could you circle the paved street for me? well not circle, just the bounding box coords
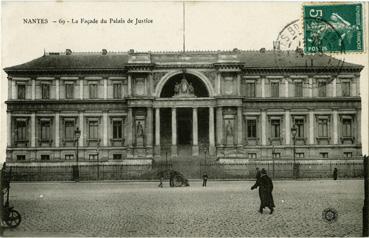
[3,179,364,237]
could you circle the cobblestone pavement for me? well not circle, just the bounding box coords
[3,180,364,237]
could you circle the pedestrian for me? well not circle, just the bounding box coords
[158,172,164,188]
[333,168,338,180]
[169,171,175,187]
[202,172,208,187]
[251,168,275,214]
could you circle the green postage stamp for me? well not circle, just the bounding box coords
[303,3,364,53]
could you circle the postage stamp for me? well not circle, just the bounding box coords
[303,3,364,54]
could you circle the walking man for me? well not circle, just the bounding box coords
[251,168,275,214]
[202,172,208,187]
[333,168,338,180]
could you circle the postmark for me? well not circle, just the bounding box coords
[303,3,364,54]
[322,207,338,223]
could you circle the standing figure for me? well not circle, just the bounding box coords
[333,168,338,180]
[169,171,175,187]
[136,122,144,138]
[251,168,275,214]
[158,172,164,188]
[202,173,208,187]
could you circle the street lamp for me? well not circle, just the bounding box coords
[74,127,81,182]
[291,124,297,179]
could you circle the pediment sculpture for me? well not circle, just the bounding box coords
[173,74,195,98]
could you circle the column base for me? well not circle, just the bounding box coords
[192,145,199,156]
[171,145,177,157]
[154,145,161,158]
[209,145,216,156]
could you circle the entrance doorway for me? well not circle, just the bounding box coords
[177,109,192,145]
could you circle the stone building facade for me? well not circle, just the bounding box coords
[4,49,363,178]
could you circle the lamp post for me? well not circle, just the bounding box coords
[291,124,297,179]
[96,144,100,180]
[74,127,81,182]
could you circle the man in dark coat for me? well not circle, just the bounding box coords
[202,173,208,187]
[251,168,275,214]
[333,168,338,180]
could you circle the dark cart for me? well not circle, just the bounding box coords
[1,164,21,228]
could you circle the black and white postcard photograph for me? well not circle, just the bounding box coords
[0,0,368,237]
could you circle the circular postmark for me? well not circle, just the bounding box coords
[322,207,338,223]
[276,19,303,51]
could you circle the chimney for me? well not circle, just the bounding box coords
[65,49,72,55]
[102,49,107,55]
[259,48,266,53]
[129,49,134,54]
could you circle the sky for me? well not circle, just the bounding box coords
[1,1,368,163]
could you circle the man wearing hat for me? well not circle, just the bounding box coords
[251,168,275,214]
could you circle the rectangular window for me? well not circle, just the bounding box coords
[89,154,98,161]
[320,152,328,158]
[113,83,122,99]
[113,120,123,139]
[15,120,27,141]
[295,119,304,138]
[89,84,98,99]
[342,119,352,137]
[65,83,74,99]
[296,153,304,158]
[16,155,26,161]
[17,84,26,99]
[113,154,122,160]
[318,82,327,97]
[246,82,256,97]
[64,121,75,140]
[295,82,303,97]
[88,120,99,139]
[248,153,257,159]
[65,154,74,160]
[272,153,280,159]
[41,84,50,99]
[40,120,51,141]
[246,120,257,138]
[342,82,350,97]
[41,155,50,161]
[318,118,328,137]
[271,119,280,138]
[344,152,352,158]
[271,82,279,97]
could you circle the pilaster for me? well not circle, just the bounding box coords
[56,78,60,100]
[103,78,108,99]
[155,108,161,156]
[11,80,16,100]
[237,106,243,145]
[261,77,265,98]
[309,110,314,144]
[261,110,267,145]
[285,110,291,145]
[216,107,223,145]
[103,112,108,146]
[31,79,36,100]
[79,79,84,99]
[146,107,153,147]
[333,110,338,144]
[31,113,36,147]
[78,112,84,147]
[209,107,216,156]
[7,112,11,147]
[55,113,60,147]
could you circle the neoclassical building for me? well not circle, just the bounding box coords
[4,49,363,178]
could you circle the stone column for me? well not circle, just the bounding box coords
[55,113,60,147]
[309,110,314,144]
[7,112,11,147]
[146,107,153,147]
[31,79,36,100]
[237,107,243,146]
[192,108,199,156]
[332,78,337,97]
[261,110,267,145]
[128,75,132,97]
[209,107,216,156]
[103,78,108,99]
[31,113,36,147]
[126,108,133,157]
[79,79,84,99]
[216,107,223,145]
[155,108,161,156]
[285,110,291,145]
[333,110,338,144]
[149,74,154,96]
[261,77,265,98]
[285,78,289,97]
[103,112,108,146]
[56,78,60,100]
[171,107,177,157]
[78,112,84,147]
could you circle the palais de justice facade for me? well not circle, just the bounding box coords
[4,49,363,178]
